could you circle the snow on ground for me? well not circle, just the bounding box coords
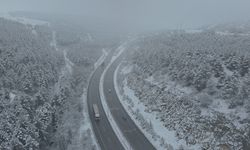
[63,50,74,74]
[80,90,100,150]
[185,29,203,34]
[0,12,49,26]
[94,49,108,69]
[111,42,128,62]
[87,33,93,41]
[54,31,100,149]
[181,28,250,36]
[53,31,74,94]
[145,74,193,96]
[222,64,234,76]
[210,99,249,128]
[9,92,16,103]
[0,12,50,37]
[199,97,250,129]
[216,31,250,36]
[111,37,137,63]
[50,31,59,51]
[99,42,133,150]
[114,64,201,150]
[121,65,133,74]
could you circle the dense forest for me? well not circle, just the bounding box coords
[0,17,105,150]
[119,29,250,149]
[0,18,64,149]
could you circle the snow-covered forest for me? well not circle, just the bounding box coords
[1,9,250,150]
[0,15,111,150]
[117,27,250,149]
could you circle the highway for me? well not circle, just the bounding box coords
[87,48,124,150]
[87,44,156,150]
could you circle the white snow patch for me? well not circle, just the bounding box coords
[31,29,37,36]
[216,31,250,36]
[0,12,49,26]
[54,48,74,93]
[185,29,203,33]
[111,43,128,62]
[212,100,249,121]
[145,75,193,95]
[110,37,136,63]
[121,65,133,74]
[222,64,234,76]
[200,108,215,118]
[211,99,232,114]
[9,92,16,103]
[81,90,100,150]
[87,33,93,41]
[63,50,74,74]
[50,31,59,51]
[200,99,250,128]
[115,65,201,150]
[94,49,108,69]
[216,31,235,36]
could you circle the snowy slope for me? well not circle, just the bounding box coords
[0,12,49,26]
[115,63,201,150]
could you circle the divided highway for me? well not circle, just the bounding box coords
[87,45,156,150]
[87,49,124,150]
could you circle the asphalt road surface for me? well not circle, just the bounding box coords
[87,48,124,150]
[87,46,156,150]
[103,53,156,150]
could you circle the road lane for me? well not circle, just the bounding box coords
[88,44,156,150]
[87,49,124,150]
[103,53,156,150]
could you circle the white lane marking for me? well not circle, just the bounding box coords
[100,42,134,150]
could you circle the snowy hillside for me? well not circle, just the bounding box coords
[0,12,49,26]
[117,29,250,149]
[0,16,105,150]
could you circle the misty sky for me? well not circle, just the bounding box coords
[1,0,250,30]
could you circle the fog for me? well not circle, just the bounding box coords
[1,0,250,31]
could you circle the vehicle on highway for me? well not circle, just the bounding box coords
[108,89,111,93]
[93,104,100,120]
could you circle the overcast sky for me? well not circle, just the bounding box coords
[1,0,250,30]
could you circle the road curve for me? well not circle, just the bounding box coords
[103,53,156,150]
[87,48,124,150]
[88,44,156,150]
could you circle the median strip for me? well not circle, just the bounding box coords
[99,43,133,150]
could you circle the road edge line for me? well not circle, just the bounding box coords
[99,44,133,150]
[86,51,109,150]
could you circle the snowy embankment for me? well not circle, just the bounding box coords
[82,46,113,150]
[51,31,59,51]
[114,63,201,150]
[99,42,133,150]
[79,90,100,150]
[0,12,50,36]
[52,31,99,149]
[94,49,108,69]
[0,12,49,26]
